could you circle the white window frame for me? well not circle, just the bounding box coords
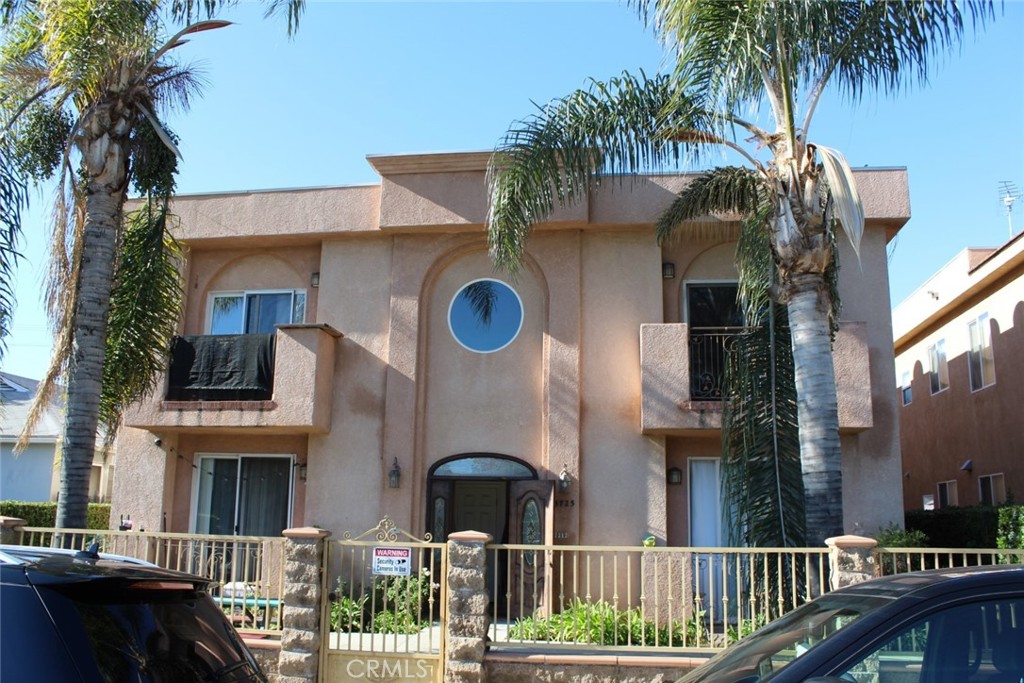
[206,289,306,335]
[978,473,1006,507]
[927,339,949,395]
[190,452,296,535]
[937,480,958,508]
[968,313,996,391]
[900,370,912,406]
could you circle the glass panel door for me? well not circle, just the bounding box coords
[195,455,292,536]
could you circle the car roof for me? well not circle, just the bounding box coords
[833,563,1024,600]
[0,544,209,588]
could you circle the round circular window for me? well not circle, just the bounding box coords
[448,279,523,353]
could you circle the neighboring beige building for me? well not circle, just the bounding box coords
[116,152,909,551]
[894,231,1024,511]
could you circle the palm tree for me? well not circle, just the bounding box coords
[486,1,991,546]
[1,0,303,529]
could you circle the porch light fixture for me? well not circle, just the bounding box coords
[960,459,973,473]
[558,465,572,493]
[311,272,320,288]
[388,458,402,489]
[662,262,676,279]
[667,467,683,485]
[298,464,308,481]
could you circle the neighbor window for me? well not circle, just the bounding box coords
[900,371,912,406]
[968,313,995,391]
[928,339,948,394]
[208,290,306,335]
[937,480,958,508]
[979,473,1006,506]
[922,494,935,511]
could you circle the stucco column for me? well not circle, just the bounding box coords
[278,527,331,683]
[0,517,25,545]
[825,534,879,590]
[446,530,492,683]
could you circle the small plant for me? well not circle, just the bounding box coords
[370,570,438,635]
[873,523,928,548]
[329,579,368,633]
[726,613,770,644]
[508,599,706,647]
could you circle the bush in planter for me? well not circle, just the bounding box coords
[997,505,1024,562]
[0,501,110,529]
[509,598,706,646]
[905,507,998,548]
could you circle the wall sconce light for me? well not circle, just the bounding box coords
[298,463,308,481]
[662,262,676,279]
[667,467,683,485]
[311,272,320,288]
[960,459,973,473]
[388,458,402,489]
[558,465,572,493]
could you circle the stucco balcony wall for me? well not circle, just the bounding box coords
[640,321,872,435]
[124,324,341,433]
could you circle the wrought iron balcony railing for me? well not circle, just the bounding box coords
[688,326,744,401]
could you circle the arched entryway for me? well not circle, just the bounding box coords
[427,454,553,616]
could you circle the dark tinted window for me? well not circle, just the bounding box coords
[48,581,264,682]
[1,582,84,681]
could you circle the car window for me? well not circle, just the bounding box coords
[46,580,265,682]
[835,598,1024,683]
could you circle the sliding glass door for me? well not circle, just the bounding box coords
[195,455,293,537]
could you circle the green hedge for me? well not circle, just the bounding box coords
[905,506,999,548]
[997,506,1024,550]
[0,502,111,529]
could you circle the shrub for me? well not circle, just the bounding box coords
[329,580,369,633]
[0,501,111,529]
[328,571,438,635]
[997,506,1024,562]
[509,599,705,647]
[905,507,998,548]
[873,523,928,548]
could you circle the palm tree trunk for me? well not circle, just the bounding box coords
[786,273,843,546]
[55,108,129,530]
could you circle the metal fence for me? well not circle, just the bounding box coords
[486,543,830,652]
[874,546,1024,576]
[17,527,286,634]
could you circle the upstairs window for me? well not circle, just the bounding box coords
[927,339,948,394]
[208,290,306,335]
[979,473,1006,506]
[900,371,912,406]
[937,480,958,508]
[968,313,995,391]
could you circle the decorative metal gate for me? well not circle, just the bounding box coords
[321,518,447,683]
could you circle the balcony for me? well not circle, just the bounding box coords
[125,324,342,434]
[640,322,873,435]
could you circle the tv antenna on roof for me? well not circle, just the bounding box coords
[1000,181,1022,237]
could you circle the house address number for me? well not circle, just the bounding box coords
[555,499,575,508]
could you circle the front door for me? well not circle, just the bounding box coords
[507,480,554,618]
[453,480,507,600]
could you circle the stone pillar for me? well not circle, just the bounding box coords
[446,530,492,683]
[0,517,25,545]
[825,534,879,590]
[278,527,331,683]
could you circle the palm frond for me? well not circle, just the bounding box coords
[98,200,184,442]
[487,70,713,271]
[461,280,498,327]
[0,134,26,365]
[816,144,863,259]
[655,166,768,243]
[721,305,805,549]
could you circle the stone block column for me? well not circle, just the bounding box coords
[826,534,879,590]
[278,527,331,683]
[0,517,26,545]
[446,530,492,683]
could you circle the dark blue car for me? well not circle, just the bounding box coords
[680,564,1024,683]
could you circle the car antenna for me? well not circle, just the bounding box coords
[75,542,101,560]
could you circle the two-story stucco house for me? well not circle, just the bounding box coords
[115,151,909,553]
[894,231,1024,511]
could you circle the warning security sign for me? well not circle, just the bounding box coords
[371,546,412,576]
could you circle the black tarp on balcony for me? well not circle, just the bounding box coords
[167,334,275,401]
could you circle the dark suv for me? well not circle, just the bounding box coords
[1,544,267,682]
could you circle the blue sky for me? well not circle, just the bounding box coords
[5,0,1023,380]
